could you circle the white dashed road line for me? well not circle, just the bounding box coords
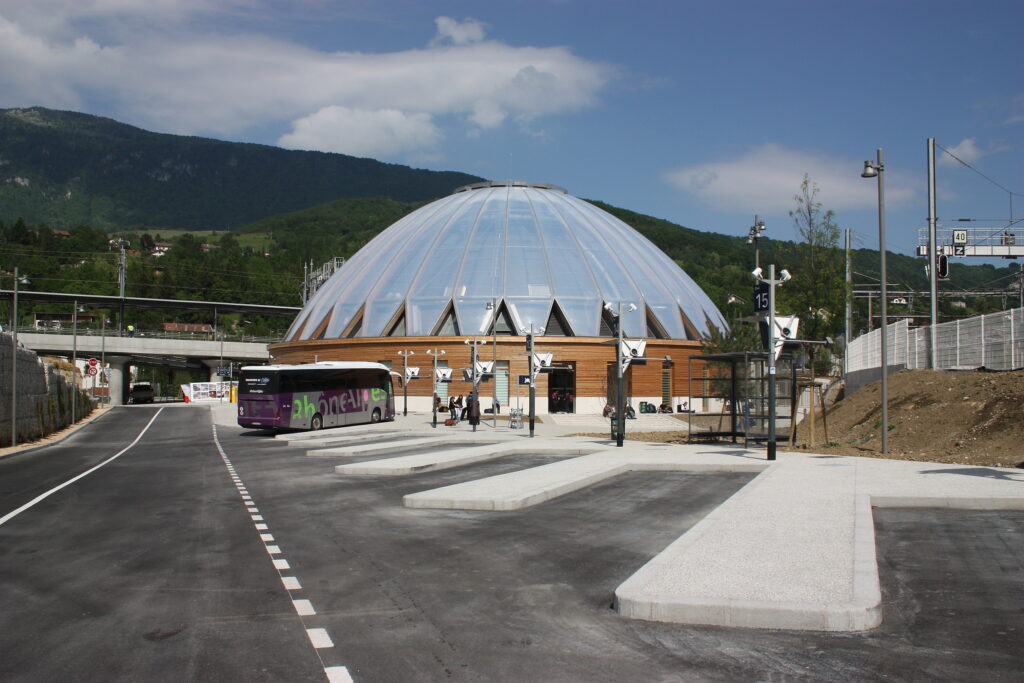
[212,424,352,682]
[0,408,165,527]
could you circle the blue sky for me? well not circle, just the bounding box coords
[1,0,1021,260]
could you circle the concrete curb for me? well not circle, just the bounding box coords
[614,475,882,632]
[336,445,601,476]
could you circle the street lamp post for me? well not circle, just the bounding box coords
[426,348,445,428]
[9,267,29,447]
[464,337,487,433]
[397,350,414,417]
[861,149,889,455]
[747,215,767,270]
[487,299,498,427]
[606,301,637,448]
[72,300,79,425]
[753,265,791,461]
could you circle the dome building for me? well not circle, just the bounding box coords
[269,181,726,414]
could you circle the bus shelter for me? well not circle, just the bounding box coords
[686,351,797,445]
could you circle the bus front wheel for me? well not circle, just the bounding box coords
[310,413,323,431]
[371,408,381,424]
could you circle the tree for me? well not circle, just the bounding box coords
[784,175,845,374]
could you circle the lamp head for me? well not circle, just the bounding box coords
[779,269,792,283]
[860,161,878,178]
[603,302,614,313]
[626,303,637,313]
[751,266,763,280]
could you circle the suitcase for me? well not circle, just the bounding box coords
[444,418,456,426]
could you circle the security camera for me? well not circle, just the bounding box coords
[603,302,614,312]
[627,303,637,313]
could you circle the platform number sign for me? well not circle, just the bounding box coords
[753,282,770,313]
[952,230,968,245]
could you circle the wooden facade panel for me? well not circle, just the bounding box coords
[267,336,705,402]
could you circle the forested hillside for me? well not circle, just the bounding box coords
[4,194,1020,341]
[0,107,481,231]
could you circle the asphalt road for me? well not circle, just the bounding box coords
[1,406,1021,682]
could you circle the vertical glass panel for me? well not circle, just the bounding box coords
[555,297,601,336]
[407,190,492,334]
[453,191,507,303]
[528,193,599,300]
[505,190,550,299]
[454,296,494,336]
[570,201,686,339]
[505,299,552,335]
[358,196,464,336]
[547,194,645,337]
[407,298,450,336]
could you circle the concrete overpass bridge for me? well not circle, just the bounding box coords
[18,331,271,405]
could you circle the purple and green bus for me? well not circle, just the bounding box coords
[237,362,396,431]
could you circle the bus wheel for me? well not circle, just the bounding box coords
[310,413,323,431]
[371,408,381,423]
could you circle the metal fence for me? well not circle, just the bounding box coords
[848,307,1024,374]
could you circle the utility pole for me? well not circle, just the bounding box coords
[465,338,487,433]
[844,228,852,380]
[71,300,78,425]
[753,266,791,461]
[426,348,445,428]
[927,138,939,369]
[397,350,414,416]
[525,326,538,438]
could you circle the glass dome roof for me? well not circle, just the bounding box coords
[286,181,726,341]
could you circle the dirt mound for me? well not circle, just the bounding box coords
[788,369,1024,468]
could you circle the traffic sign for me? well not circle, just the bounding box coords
[953,245,966,257]
[88,357,98,367]
[953,230,968,245]
[753,282,770,313]
[85,366,98,376]
[518,375,531,385]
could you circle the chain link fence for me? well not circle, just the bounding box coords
[847,308,1024,390]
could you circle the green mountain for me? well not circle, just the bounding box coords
[0,107,483,231]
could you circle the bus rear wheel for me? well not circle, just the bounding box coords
[310,413,323,431]
[371,408,381,423]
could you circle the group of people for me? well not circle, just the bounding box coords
[549,389,574,413]
[602,403,637,420]
[433,394,482,425]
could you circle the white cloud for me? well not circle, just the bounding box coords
[0,4,614,158]
[278,106,441,158]
[938,137,984,166]
[664,144,915,214]
[431,16,486,47]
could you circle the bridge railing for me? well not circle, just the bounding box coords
[5,324,286,345]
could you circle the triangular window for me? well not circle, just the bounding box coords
[310,310,333,341]
[599,308,618,337]
[645,307,668,340]
[433,302,461,336]
[545,302,573,336]
[485,302,517,336]
[385,308,407,337]
[342,306,364,338]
